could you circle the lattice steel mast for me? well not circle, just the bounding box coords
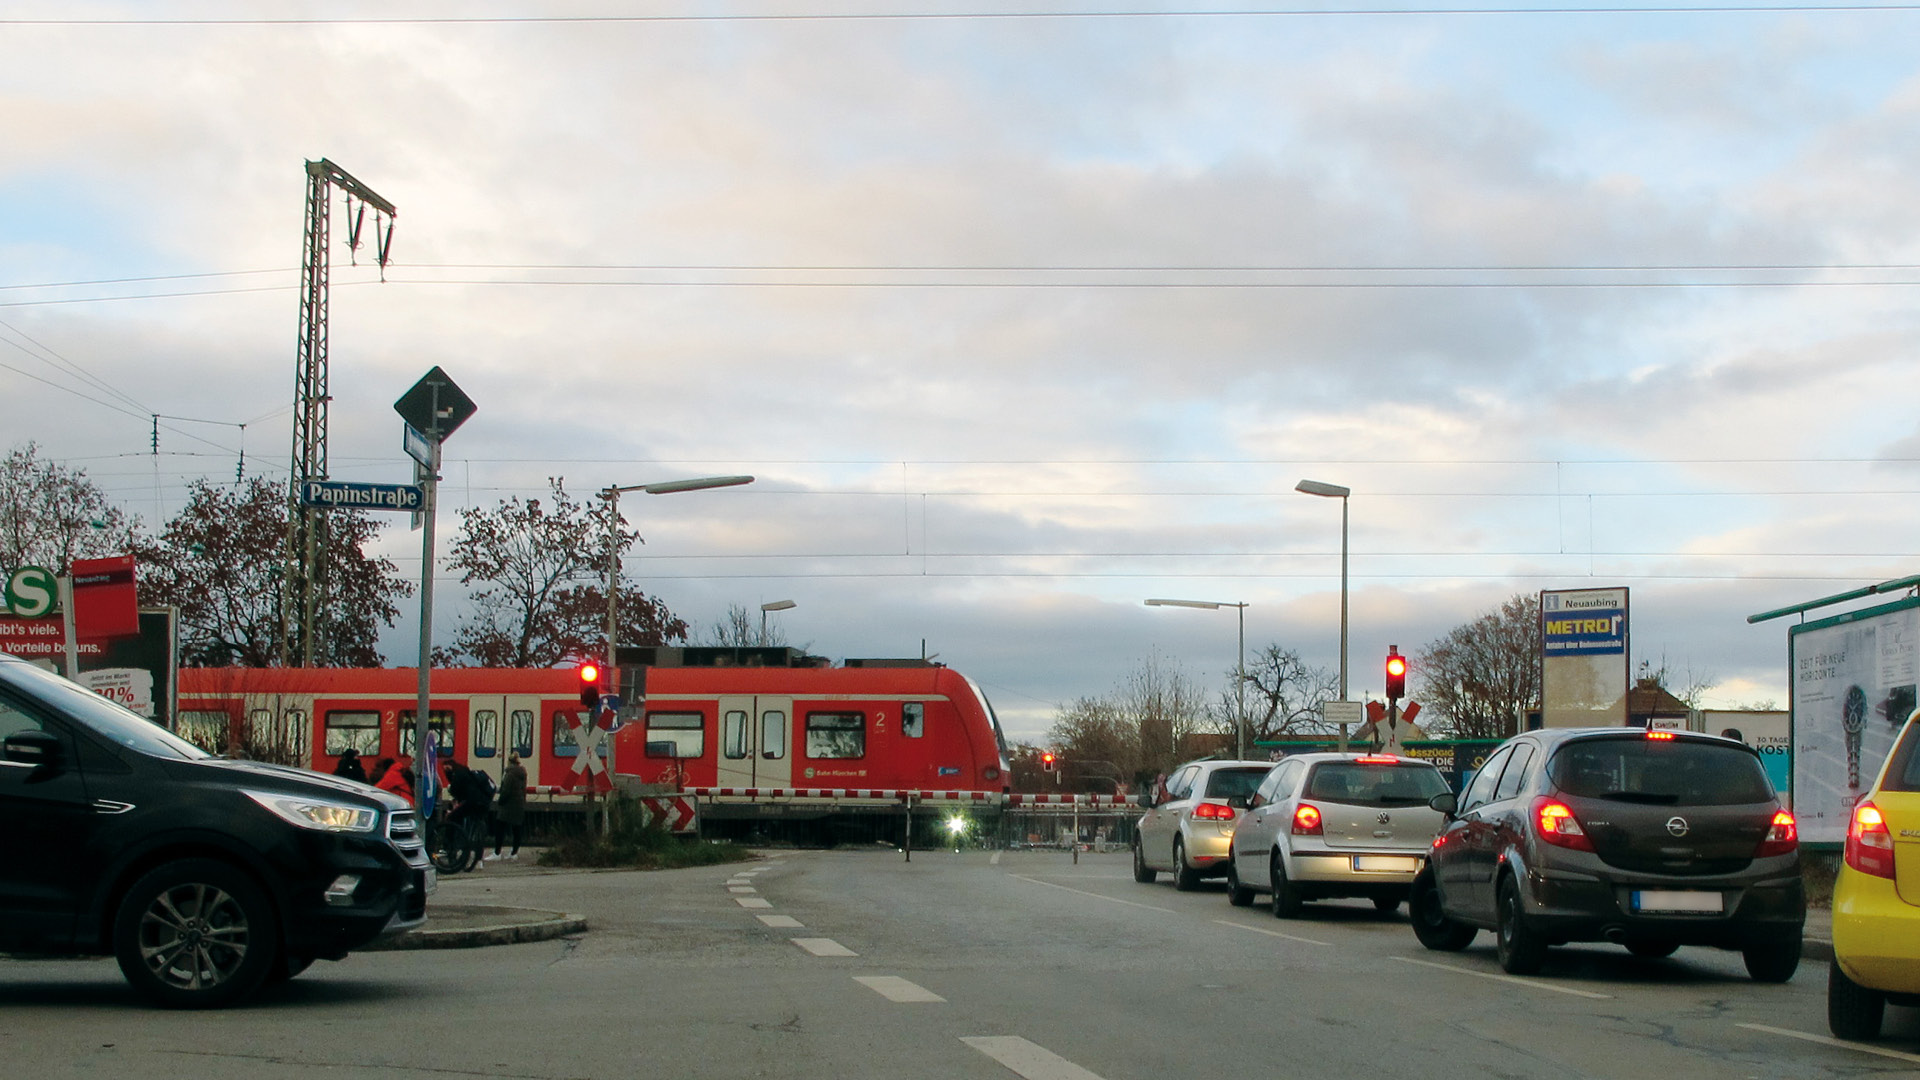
[280,159,396,666]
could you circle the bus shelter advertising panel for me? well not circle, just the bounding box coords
[1789,595,1919,846]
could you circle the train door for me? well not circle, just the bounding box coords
[716,695,794,789]
[467,695,540,786]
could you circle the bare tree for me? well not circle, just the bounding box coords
[1416,593,1542,739]
[1638,655,1718,709]
[1234,644,1340,742]
[697,603,790,648]
[0,442,137,577]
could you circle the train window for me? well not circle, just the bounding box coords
[283,710,309,761]
[176,710,231,754]
[511,710,535,757]
[645,712,704,759]
[723,710,749,759]
[805,712,865,759]
[398,711,457,757]
[552,710,585,757]
[324,710,381,756]
[473,709,499,758]
[761,710,786,759]
[902,703,924,738]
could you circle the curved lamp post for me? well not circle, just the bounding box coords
[1145,598,1249,760]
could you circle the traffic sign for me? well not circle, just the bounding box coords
[2,565,56,618]
[393,366,476,441]
[298,480,425,511]
[402,422,434,467]
[1322,700,1365,728]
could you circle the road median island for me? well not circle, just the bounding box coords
[363,904,587,950]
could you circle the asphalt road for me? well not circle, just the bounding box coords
[4,848,1918,1080]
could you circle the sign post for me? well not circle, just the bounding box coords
[1540,587,1630,728]
[395,367,476,809]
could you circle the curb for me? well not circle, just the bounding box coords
[363,905,588,951]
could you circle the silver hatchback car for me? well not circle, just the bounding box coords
[1227,752,1452,916]
[1133,759,1272,890]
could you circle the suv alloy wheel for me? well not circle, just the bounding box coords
[113,858,280,1009]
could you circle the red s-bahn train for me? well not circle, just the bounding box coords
[175,648,1012,837]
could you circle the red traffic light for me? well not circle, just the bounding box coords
[579,663,599,684]
[1385,649,1407,700]
[579,663,602,707]
[1040,751,1057,772]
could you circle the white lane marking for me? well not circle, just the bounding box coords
[1008,875,1177,914]
[728,877,753,884]
[792,937,857,957]
[1389,956,1613,1000]
[735,897,773,909]
[756,914,803,928]
[990,851,1002,866]
[1739,1023,1920,1065]
[1210,919,1331,947]
[729,886,757,894]
[854,975,946,1003]
[962,1036,1109,1080]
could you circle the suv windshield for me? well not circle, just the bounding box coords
[1549,737,1772,806]
[1305,762,1449,807]
[1205,767,1270,801]
[1,659,209,761]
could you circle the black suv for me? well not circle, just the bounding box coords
[1410,727,1804,981]
[0,655,430,1007]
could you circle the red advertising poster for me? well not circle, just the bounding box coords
[0,609,177,728]
[71,555,139,638]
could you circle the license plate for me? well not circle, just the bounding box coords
[424,867,438,895]
[1632,889,1720,914]
[1353,856,1419,873]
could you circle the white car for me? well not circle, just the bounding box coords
[1227,752,1452,916]
[1133,759,1272,890]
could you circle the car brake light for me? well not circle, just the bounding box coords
[1532,796,1594,852]
[1755,809,1797,858]
[1292,803,1323,836]
[1191,802,1235,820]
[1646,730,1676,740]
[1354,755,1398,764]
[1846,802,1896,879]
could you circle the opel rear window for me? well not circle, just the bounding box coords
[1550,737,1773,805]
[1304,762,1450,806]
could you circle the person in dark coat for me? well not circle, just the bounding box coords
[331,747,368,783]
[490,754,529,860]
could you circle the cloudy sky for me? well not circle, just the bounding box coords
[5,1,1919,743]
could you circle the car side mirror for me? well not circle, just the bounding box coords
[3,730,64,774]
[1428,790,1458,817]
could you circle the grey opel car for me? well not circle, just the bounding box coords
[1410,727,1804,981]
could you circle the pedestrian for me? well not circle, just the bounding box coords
[332,747,368,783]
[491,753,528,860]
[444,760,496,867]
[370,756,413,803]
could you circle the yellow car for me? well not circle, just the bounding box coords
[1829,706,1920,1040]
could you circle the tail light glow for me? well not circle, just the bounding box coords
[1846,802,1896,879]
[1532,797,1594,851]
[1292,803,1324,836]
[1755,809,1798,857]
[1191,801,1236,821]
[1646,730,1676,741]
[1354,755,1399,764]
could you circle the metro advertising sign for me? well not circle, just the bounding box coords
[1542,588,1627,656]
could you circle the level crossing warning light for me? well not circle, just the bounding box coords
[1385,647,1407,701]
[579,662,602,708]
[1040,751,1057,772]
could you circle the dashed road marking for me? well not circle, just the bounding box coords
[729,886,757,894]
[1739,1023,1920,1065]
[735,897,773,909]
[854,975,945,1002]
[756,914,803,928]
[1210,919,1331,947]
[962,1036,1108,1080]
[990,851,1002,866]
[1008,875,1177,914]
[792,937,857,957]
[1390,956,1613,999]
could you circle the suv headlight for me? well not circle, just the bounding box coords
[245,790,381,834]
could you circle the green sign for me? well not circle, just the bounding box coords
[3,565,56,618]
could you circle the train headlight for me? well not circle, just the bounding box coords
[945,815,968,836]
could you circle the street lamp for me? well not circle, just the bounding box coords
[602,475,755,675]
[1145,598,1249,760]
[1294,479,1351,703]
[760,599,796,644]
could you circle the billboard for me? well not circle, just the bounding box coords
[1541,587,1630,728]
[1789,595,1919,846]
[0,608,179,730]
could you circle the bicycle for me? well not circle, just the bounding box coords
[430,812,487,874]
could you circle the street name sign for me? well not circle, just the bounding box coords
[299,480,425,511]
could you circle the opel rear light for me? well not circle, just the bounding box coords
[1292,803,1324,836]
[1532,796,1595,852]
[1755,809,1798,858]
[1191,802,1236,821]
[1846,802,1896,879]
